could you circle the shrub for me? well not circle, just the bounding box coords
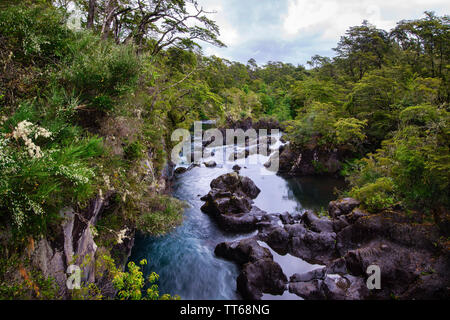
[124,140,145,161]
[0,4,73,65]
[61,33,141,111]
[350,177,396,212]
[0,115,102,234]
[136,195,186,236]
[112,259,179,300]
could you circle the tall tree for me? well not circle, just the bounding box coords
[334,20,391,80]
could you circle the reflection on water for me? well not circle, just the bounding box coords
[129,134,346,300]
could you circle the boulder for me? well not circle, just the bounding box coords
[215,239,272,265]
[204,161,217,168]
[290,267,327,283]
[209,172,260,199]
[302,210,334,233]
[237,259,287,300]
[289,280,325,300]
[328,198,361,218]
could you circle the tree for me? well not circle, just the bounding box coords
[334,20,391,80]
[77,0,226,54]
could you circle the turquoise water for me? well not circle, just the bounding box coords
[128,138,345,300]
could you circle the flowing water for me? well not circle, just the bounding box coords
[129,133,346,300]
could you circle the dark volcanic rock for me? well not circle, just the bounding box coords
[237,259,288,300]
[209,172,260,199]
[232,164,241,172]
[290,267,327,283]
[216,238,288,300]
[201,173,264,232]
[302,210,334,233]
[203,161,217,168]
[215,239,272,265]
[278,145,343,177]
[328,198,361,218]
[174,167,188,175]
[289,280,325,300]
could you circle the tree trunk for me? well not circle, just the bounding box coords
[87,0,96,29]
[101,0,117,40]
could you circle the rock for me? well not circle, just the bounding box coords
[280,212,294,225]
[174,163,200,175]
[328,198,361,218]
[204,161,217,168]
[289,230,337,263]
[201,191,253,216]
[278,145,344,177]
[209,172,260,199]
[174,167,187,175]
[277,145,298,175]
[31,239,66,297]
[321,274,369,300]
[240,176,261,199]
[215,239,273,265]
[290,267,327,282]
[263,227,290,255]
[289,280,325,300]
[332,215,350,233]
[237,259,287,300]
[326,258,348,274]
[201,173,265,232]
[302,210,334,233]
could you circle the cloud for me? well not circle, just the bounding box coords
[197,0,450,66]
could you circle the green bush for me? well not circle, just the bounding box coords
[136,195,186,236]
[124,140,146,161]
[61,33,141,111]
[350,177,396,212]
[0,4,73,64]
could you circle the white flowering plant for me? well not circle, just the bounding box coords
[0,117,103,233]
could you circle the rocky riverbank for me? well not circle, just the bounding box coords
[204,173,450,300]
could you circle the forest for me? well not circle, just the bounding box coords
[0,0,448,300]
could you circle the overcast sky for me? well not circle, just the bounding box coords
[196,0,449,66]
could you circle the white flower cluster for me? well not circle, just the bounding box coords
[0,134,14,169]
[57,164,93,186]
[116,228,129,244]
[12,120,52,159]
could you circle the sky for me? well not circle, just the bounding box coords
[196,0,450,66]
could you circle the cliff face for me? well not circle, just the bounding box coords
[278,144,346,177]
[29,154,172,299]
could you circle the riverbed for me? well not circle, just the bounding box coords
[128,135,346,300]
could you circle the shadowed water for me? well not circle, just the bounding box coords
[129,135,345,300]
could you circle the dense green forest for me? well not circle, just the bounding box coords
[0,0,448,299]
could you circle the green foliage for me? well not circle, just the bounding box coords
[136,195,186,236]
[348,104,449,213]
[350,177,396,212]
[124,140,145,161]
[334,118,368,148]
[286,102,337,147]
[61,33,141,111]
[113,260,179,300]
[0,4,73,64]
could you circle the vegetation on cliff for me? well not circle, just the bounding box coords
[0,0,448,299]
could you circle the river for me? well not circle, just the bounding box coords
[128,133,346,300]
